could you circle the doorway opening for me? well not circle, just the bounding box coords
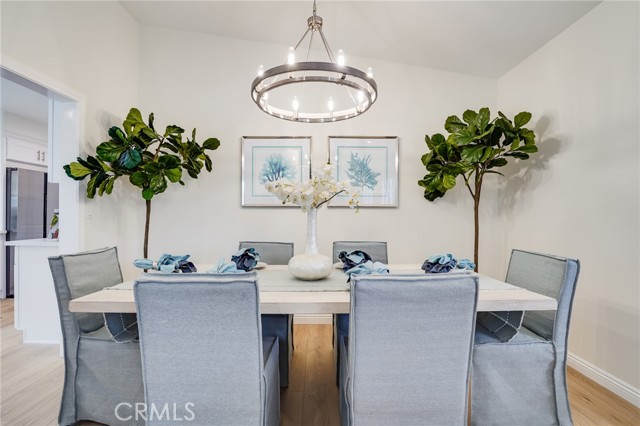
[0,67,81,298]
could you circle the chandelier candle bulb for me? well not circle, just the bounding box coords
[328,97,334,112]
[287,47,296,65]
[257,65,264,76]
[367,67,374,78]
[337,49,345,66]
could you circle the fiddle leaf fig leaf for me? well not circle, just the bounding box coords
[105,177,115,194]
[203,138,220,150]
[119,147,142,169]
[203,155,213,172]
[149,174,168,194]
[477,107,491,132]
[442,174,457,189]
[451,125,477,146]
[461,145,485,163]
[123,108,145,136]
[504,151,530,160]
[462,110,477,125]
[520,128,536,145]
[421,152,434,166]
[142,188,155,200]
[514,111,532,129]
[431,133,446,146]
[130,171,148,187]
[165,125,184,138]
[165,168,182,183]
[96,141,126,162]
[108,126,127,144]
[445,115,467,133]
[515,144,538,154]
[159,154,181,169]
[64,162,92,180]
[487,158,508,169]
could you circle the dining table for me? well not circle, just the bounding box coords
[68,264,557,314]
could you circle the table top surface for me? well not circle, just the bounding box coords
[68,264,557,314]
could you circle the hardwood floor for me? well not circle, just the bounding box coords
[1,298,638,425]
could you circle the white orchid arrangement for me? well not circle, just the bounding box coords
[264,163,359,212]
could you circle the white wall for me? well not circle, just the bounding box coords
[119,25,500,278]
[498,1,640,391]
[2,112,47,142]
[1,1,139,251]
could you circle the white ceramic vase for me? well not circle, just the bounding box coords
[288,208,333,280]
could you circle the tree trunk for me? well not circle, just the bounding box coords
[144,199,151,258]
[473,194,480,272]
[473,171,483,272]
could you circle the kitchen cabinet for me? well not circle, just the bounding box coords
[5,136,48,167]
[5,239,61,348]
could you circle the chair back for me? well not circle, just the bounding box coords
[48,247,124,424]
[346,274,478,425]
[238,241,294,265]
[134,273,266,426]
[332,241,388,263]
[506,249,580,344]
[49,247,123,334]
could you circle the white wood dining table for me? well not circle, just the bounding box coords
[68,264,557,314]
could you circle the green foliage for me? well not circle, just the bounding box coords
[418,107,537,202]
[63,108,220,201]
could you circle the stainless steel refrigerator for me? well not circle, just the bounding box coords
[5,168,59,297]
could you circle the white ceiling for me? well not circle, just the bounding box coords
[1,77,49,125]
[120,0,600,78]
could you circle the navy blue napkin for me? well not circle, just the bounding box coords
[231,248,260,272]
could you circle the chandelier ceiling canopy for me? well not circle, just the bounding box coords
[251,0,378,123]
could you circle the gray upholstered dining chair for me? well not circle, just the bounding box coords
[471,249,581,426]
[239,240,294,387]
[339,274,478,426]
[134,273,280,426]
[48,247,144,426]
[332,240,388,383]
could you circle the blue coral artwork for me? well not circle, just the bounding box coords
[241,137,311,206]
[346,152,380,190]
[260,153,297,183]
[329,136,398,207]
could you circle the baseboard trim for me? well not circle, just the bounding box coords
[294,314,332,324]
[568,352,640,407]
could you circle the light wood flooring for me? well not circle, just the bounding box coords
[1,298,638,425]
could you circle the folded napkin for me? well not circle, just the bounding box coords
[345,260,390,282]
[338,250,372,273]
[422,253,457,273]
[206,258,246,274]
[456,258,476,271]
[133,254,197,273]
[421,253,475,273]
[232,248,260,272]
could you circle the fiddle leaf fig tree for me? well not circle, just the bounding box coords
[418,107,537,271]
[64,108,220,258]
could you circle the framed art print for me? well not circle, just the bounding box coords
[241,136,311,206]
[328,136,399,207]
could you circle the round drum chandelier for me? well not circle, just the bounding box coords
[251,0,378,123]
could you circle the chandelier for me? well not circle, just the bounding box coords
[250,0,378,123]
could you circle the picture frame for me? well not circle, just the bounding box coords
[241,136,312,206]
[328,136,399,207]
